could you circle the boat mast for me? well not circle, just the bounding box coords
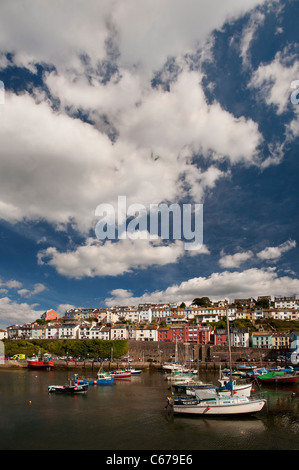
[226,308,233,395]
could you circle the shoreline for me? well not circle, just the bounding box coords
[0,359,282,371]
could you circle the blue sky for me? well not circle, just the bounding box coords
[0,0,298,328]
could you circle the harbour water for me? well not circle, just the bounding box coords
[0,368,299,451]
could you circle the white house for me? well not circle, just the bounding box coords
[230,328,250,348]
[274,296,299,309]
[59,323,80,339]
[135,325,158,341]
[110,324,128,340]
[89,325,110,340]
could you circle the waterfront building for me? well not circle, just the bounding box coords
[157,327,171,342]
[272,331,290,350]
[214,329,228,346]
[230,328,250,348]
[157,324,211,344]
[110,324,128,340]
[251,331,273,349]
[126,324,136,340]
[135,324,158,341]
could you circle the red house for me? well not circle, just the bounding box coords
[41,309,59,321]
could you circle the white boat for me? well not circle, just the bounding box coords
[184,380,253,398]
[165,371,195,381]
[162,362,184,371]
[125,367,142,375]
[166,310,267,416]
[167,395,266,416]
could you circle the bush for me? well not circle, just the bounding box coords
[3,339,128,359]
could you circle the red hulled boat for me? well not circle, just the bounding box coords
[110,370,131,379]
[27,356,54,370]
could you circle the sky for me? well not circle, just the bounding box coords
[0,0,298,328]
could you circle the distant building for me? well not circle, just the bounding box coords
[41,309,59,322]
[0,329,7,340]
[251,331,272,349]
[272,331,290,350]
[274,296,299,309]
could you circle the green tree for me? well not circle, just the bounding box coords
[191,297,212,307]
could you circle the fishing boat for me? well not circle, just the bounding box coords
[27,356,54,370]
[110,370,131,379]
[257,370,299,384]
[73,370,114,385]
[48,383,88,394]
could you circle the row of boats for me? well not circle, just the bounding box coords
[165,364,299,416]
[48,367,142,394]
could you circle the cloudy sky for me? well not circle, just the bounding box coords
[0,0,298,328]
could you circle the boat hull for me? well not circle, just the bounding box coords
[110,371,131,379]
[77,378,114,385]
[28,360,54,369]
[258,375,299,384]
[48,384,88,394]
[170,397,266,416]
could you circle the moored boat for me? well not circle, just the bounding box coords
[125,367,142,375]
[74,370,114,385]
[48,383,88,394]
[27,356,54,370]
[110,370,131,379]
[166,308,267,417]
[167,395,266,416]
[257,370,299,384]
[184,379,253,399]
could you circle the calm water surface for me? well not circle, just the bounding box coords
[0,368,299,450]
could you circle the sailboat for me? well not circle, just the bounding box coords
[167,312,267,416]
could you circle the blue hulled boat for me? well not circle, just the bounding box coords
[74,370,114,385]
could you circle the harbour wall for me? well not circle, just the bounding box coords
[0,340,284,370]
